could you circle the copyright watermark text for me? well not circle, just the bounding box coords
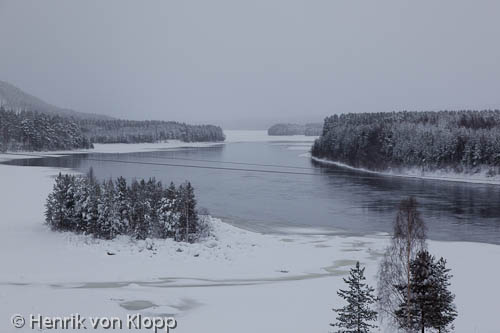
[11,313,177,332]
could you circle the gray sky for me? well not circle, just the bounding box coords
[1,0,499,129]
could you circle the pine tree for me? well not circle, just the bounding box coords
[96,179,120,239]
[394,250,457,333]
[73,176,90,233]
[176,182,199,242]
[115,176,130,234]
[429,258,457,332]
[331,262,378,333]
[83,176,101,235]
[45,173,77,231]
[133,179,152,240]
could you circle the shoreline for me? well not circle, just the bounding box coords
[312,156,500,185]
[1,149,499,331]
[0,130,317,163]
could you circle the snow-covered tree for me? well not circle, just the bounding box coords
[115,176,130,233]
[44,171,207,241]
[176,182,199,242]
[395,250,457,333]
[45,173,77,231]
[157,196,179,238]
[96,179,121,239]
[331,262,378,332]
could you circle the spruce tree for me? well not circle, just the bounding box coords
[45,173,77,231]
[73,176,90,233]
[395,250,457,333]
[96,179,120,239]
[115,176,130,234]
[83,176,101,235]
[176,182,198,242]
[331,262,378,333]
[430,258,457,332]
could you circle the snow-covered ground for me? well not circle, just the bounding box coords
[313,156,500,185]
[1,133,499,332]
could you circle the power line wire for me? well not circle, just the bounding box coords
[1,151,460,182]
[143,155,317,170]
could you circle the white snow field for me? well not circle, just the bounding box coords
[0,134,499,332]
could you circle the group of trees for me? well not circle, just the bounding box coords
[268,123,322,136]
[0,107,225,152]
[0,108,93,151]
[45,170,206,242]
[312,110,500,174]
[77,118,225,144]
[331,197,456,333]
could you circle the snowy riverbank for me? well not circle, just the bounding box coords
[312,156,500,185]
[0,130,316,163]
[0,137,499,332]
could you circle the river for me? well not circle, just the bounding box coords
[4,132,500,244]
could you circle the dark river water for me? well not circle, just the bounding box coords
[5,140,500,244]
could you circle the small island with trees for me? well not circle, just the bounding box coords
[267,123,322,136]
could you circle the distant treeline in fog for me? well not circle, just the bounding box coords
[77,118,225,144]
[0,108,225,151]
[312,110,500,173]
[0,108,93,151]
[268,123,322,136]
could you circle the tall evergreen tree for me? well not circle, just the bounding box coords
[45,173,77,231]
[430,258,457,332]
[176,182,198,242]
[331,262,378,333]
[395,250,457,333]
[96,179,120,239]
[115,176,130,233]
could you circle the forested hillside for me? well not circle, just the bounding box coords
[0,108,93,151]
[0,80,225,148]
[77,119,225,143]
[312,110,500,174]
[268,123,322,136]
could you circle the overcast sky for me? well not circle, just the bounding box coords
[1,0,499,129]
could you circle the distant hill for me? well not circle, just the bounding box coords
[268,123,322,136]
[0,80,112,120]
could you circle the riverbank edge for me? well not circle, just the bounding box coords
[312,156,500,185]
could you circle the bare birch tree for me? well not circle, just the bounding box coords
[378,197,427,331]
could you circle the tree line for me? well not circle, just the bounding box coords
[76,118,225,144]
[312,110,500,174]
[267,123,322,136]
[331,197,457,333]
[0,107,225,152]
[45,170,207,242]
[0,108,93,151]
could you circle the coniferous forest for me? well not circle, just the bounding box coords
[312,110,500,173]
[45,170,207,242]
[268,123,322,136]
[0,109,93,151]
[76,118,225,144]
[0,107,225,152]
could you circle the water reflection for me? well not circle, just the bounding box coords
[4,141,500,244]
